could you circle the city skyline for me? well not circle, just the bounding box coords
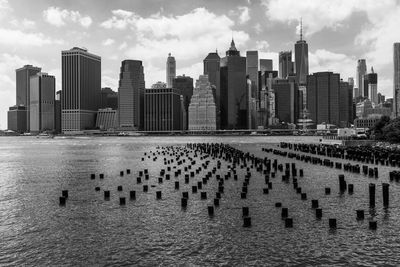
[1,0,400,129]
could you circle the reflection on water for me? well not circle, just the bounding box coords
[0,136,399,266]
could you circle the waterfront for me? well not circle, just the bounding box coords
[0,136,400,266]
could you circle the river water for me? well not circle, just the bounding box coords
[0,136,399,266]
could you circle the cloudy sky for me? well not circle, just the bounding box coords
[0,0,399,129]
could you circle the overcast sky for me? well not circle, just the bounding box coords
[0,0,399,129]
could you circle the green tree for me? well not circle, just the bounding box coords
[371,115,391,140]
[382,117,400,143]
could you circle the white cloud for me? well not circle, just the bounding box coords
[238,6,250,24]
[254,23,262,34]
[309,49,355,79]
[0,0,11,19]
[118,42,127,50]
[102,38,115,46]
[43,6,92,28]
[256,40,269,51]
[10,18,36,29]
[100,8,249,85]
[0,28,64,46]
[102,75,118,90]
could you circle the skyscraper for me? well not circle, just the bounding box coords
[220,39,247,129]
[16,65,41,131]
[166,53,176,88]
[100,87,118,110]
[307,72,340,126]
[356,59,367,98]
[61,47,101,133]
[273,79,299,124]
[394,43,400,117]
[260,59,273,72]
[367,68,378,105]
[203,51,221,128]
[118,60,145,130]
[29,72,55,133]
[294,21,309,85]
[172,75,193,130]
[339,80,352,127]
[188,75,216,130]
[279,51,294,79]
[246,51,259,98]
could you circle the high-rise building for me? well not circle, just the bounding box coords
[100,87,118,110]
[367,68,378,105]
[7,105,27,133]
[279,51,294,79]
[204,51,221,128]
[307,72,341,126]
[356,59,367,98]
[260,59,273,72]
[220,39,247,129]
[188,75,216,130]
[339,80,352,127]
[16,65,41,131]
[258,70,279,128]
[61,47,101,133]
[246,51,259,99]
[166,53,176,88]
[96,108,118,130]
[144,88,183,131]
[294,21,309,85]
[55,90,61,133]
[172,75,193,130]
[273,79,299,124]
[29,72,55,133]
[394,43,400,117]
[118,60,145,130]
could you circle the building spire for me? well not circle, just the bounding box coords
[300,17,303,41]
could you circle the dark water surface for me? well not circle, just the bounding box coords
[0,136,399,266]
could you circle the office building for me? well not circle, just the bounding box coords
[188,75,216,130]
[258,70,279,127]
[166,53,176,88]
[260,59,273,72]
[378,93,385,104]
[294,21,309,85]
[61,47,101,133]
[203,51,221,128]
[16,65,41,131]
[29,72,55,133]
[279,51,294,79]
[96,108,118,130]
[367,69,378,105]
[339,80,352,127]
[356,59,367,98]
[55,91,61,133]
[307,72,340,126]
[144,88,183,131]
[118,60,145,130]
[100,87,118,110]
[7,105,27,133]
[220,39,248,129]
[273,79,299,124]
[151,82,167,89]
[172,75,193,130]
[246,51,259,99]
[394,43,400,117]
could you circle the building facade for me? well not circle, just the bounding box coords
[166,53,176,88]
[307,72,341,126]
[29,73,55,133]
[220,39,247,129]
[204,51,221,128]
[188,75,216,130]
[356,59,367,98]
[61,47,101,133]
[246,51,259,99]
[16,65,41,131]
[172,75,193,130]
[260,59,273,72]
[96,108,118,130]
[7,105,27,133]
[118,60,145,130]
[144,88,183,131]
[100,87,118,109]
[394,43,400,117]
[55,91,61,133]
[273,79,299,124]
[294,24,309,85]
[279,51,294,79]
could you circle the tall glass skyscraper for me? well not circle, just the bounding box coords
[61,47,101,133]
[166,53,176,88]
[294,22,309,85]
[16,64,41,131]
[356,59,367,98]
[393,43,400,117]
[118,60,145,130]
[279,51,294,79]
[203,51,220,128]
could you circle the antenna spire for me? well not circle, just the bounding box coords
[300,17,303,41]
